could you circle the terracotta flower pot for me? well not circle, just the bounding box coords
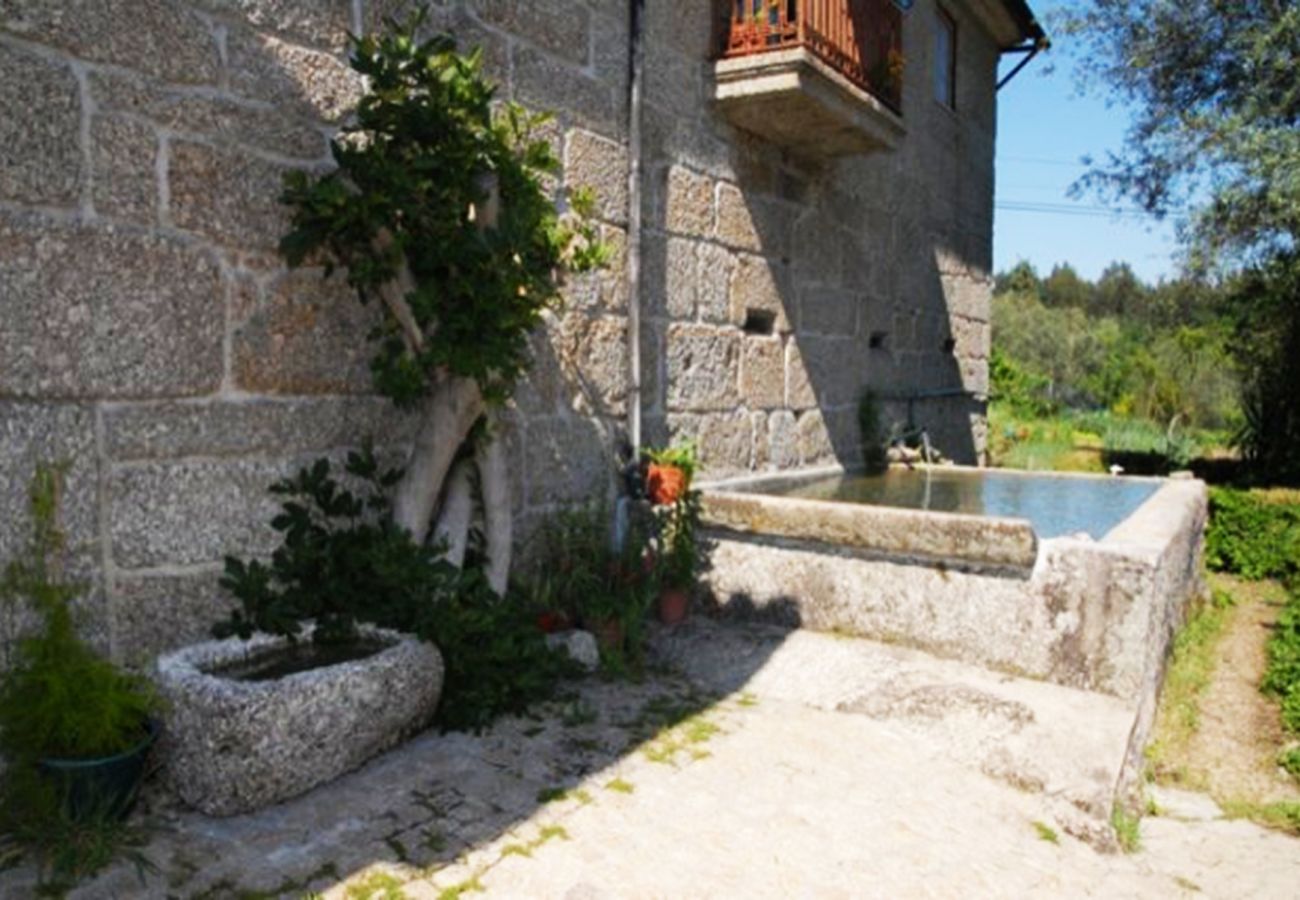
[657,587,689,626]
[646,463,688,506]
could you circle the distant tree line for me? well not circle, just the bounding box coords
[991,261,1240,433]
[1057,2,1300,484]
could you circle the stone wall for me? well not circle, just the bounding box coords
[0,0,999,665]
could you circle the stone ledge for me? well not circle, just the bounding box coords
[700,484,1039,571]
[713,48,905,159]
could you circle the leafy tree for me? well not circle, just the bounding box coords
[1228,255,1300,482]
[1092,262,1146,318]
[1060,3,1300,266]
[1061,2,1300,481]
[279,10,607,587]
[995,260,1043,300]
[1042,263,1092,309]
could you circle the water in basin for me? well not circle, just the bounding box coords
[755,468,1161,539]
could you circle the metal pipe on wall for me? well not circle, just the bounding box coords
[624,0,646,451]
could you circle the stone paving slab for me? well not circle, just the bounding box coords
[457,695,1299,900]
[2,622,1296,898]
[652,619,1138,819]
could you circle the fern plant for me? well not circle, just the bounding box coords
[0,464,157,763]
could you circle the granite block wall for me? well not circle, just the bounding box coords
[0,0,998,665]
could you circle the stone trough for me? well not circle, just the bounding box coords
[156,625,443,817]
[697,464,1208,801]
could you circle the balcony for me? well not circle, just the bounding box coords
[713,0,906,158]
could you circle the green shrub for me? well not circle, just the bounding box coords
[215,451,576,732]
[0,464,160,890]
[1280,746,1300,779]
[989,347,1056,418]
[1263,587,1300,703]
[416,573,580,733]
[1263,582,1300,780]
[1206,489,1300,580]
[525,501,654,670]
[0,464,158,762]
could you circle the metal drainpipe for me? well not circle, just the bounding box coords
[624,0,645,451]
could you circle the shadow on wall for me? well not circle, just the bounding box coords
[0,1,638,671]
[0,4,744,898]
[628,6,988,476]
[636,145,982,474]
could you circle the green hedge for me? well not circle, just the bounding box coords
[1206,488,1300,580]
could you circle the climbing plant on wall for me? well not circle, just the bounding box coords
[279,9,607,590]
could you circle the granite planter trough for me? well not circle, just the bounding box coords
[156,624,443,816]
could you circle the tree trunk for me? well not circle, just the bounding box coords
[392,374,484,542]
[475,418,512,595]
[431,459,474,567]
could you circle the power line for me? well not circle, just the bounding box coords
[995,201,1164,220]
[999,154,1092,168]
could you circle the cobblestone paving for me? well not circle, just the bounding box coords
[5,622,1296,898]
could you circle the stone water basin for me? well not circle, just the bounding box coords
[697,464,1208,801]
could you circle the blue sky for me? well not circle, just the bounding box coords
[992,4,1181,284]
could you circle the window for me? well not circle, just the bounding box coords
[934,8,956,109]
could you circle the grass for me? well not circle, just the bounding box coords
[604,778,635,794]
[344,871,408,900]
[436,875,484,900]
[987,403,1229,474]
[1031,820,1059,844]
[1146,590,1235,777]
[1219,799,1300,836]
[1111,805,1142,853]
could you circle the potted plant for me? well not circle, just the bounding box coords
[644,443,703,625]
[654,498,701,626]
[532,502,653,659]
[645,441,698,506]
[0,464,161,828]
[156,451,448,816]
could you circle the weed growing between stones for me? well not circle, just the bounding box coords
[1219,799,1300,836]
[437,874,485,899]
[1031,820,1059,844]
[339,869,409,900]
[1111,804,1142,853]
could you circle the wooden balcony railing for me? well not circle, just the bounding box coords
[719,0,904,113]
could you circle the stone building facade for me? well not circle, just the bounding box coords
[0,1,1038,665]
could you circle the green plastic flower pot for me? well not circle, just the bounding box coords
[37,718,160,822]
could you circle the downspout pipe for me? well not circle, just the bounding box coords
[624,0,646,451]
